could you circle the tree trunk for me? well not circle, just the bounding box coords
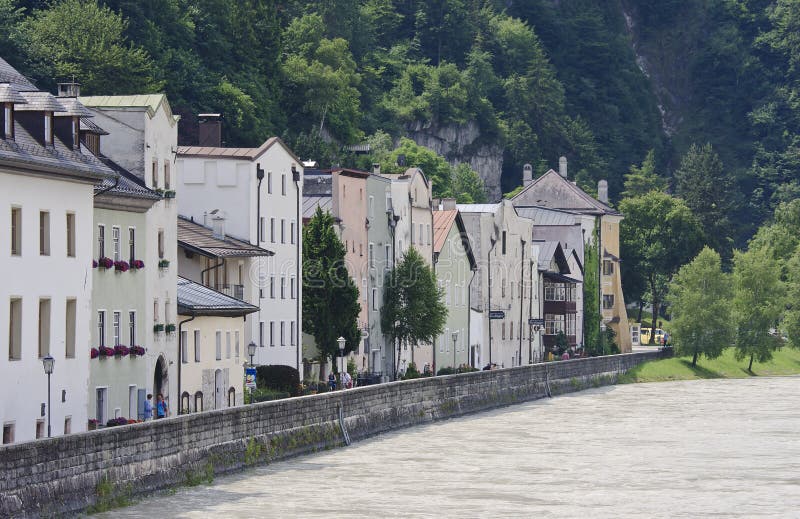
[650,301,659,345]
[396,337,402,380]
[748,353,754,372]
[692,349,698,367]
[637,301,644,324]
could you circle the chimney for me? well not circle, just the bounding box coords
[440,198,457,210]
[198,113,222,147]
[523,163,533,186]
[212,215,226,240]
[559,156,568,178]
[372,163,381,175]
[57,81,80,98]
[598,179,609,204]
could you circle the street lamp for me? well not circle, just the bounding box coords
[247,341,257,404]
[600,322,607,356]
[42,355,54,438]
[451,330,459,371]
[337,336,346,389]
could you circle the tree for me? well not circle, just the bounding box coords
[381,247,447,379]
[666,247,732,366]
[302,207,361,377]
[621,150,668,199]
[452,163,487,203]
[674,143,735,260]
[619,191,704,342]
[783,247,800,350]
[17,0,161,94]
[732,247,786,371]
[583,233,600,354]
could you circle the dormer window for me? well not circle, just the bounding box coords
[3,103,12,139]
[72,116,80,151]
[44,112,53,146]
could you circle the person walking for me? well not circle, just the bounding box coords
[143,394,154,421]
[156,393,168,419]
[328,372,336,391]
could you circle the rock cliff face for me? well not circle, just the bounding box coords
[406,121,504,201]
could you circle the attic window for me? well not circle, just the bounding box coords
[44,112,53,146]
[3,104,12,139]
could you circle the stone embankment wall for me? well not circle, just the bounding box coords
[0,351,665,517]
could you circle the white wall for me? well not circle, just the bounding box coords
[0,170,94,442]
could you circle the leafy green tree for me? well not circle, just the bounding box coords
[667,247,733,366]
[732,246,786,371]
[381,247,447,379]
[386,137,453,196]
[674,143,735,260]
[783,247,800,350]
[0,0,23,60]
[619,191,704,342]
[748,199,800,262]
[17,0,161,94]
[621,150,668,199]
[302,207,362,377]
[583,233,600,354]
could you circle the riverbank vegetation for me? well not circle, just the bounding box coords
[619,347,800,383]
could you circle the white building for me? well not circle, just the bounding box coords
[176,125,303,376]
[80,94,181,419]
[0,58,112,443]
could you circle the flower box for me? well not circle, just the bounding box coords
[99,346,115,357]
[158,259,170,269]
[98,257,114,269]
[90,347,99,359]
[164,190,176,199]
[114,260,130,272]
[153,323,164,333]
[106,417,128,427]
[88,419,98,431]
[155,188,165,197]
[130,259,145,270]
[114,345,130,356]
[130,345,145,356]
[92,260,98,269]
[165,323,176,333]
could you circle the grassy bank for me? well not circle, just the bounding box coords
[619,347,800,383]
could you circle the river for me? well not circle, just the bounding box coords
[103,377,800,518]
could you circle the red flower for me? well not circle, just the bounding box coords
[98,257,114,269]
[130,259,145,269]
[114,345,130,356]
[114,260,130,272]
[99,346,115,357]
[90,348,99,359]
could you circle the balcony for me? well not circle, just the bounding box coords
[214,284,245,300]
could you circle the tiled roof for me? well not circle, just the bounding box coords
[433,210,458,254]
[178,216,273,258]
[303,195,333,220]
[79,94,180,123]
[177,136,301,164]
[16,91,65,112]
[80,117,108,135]
[0,83,26,104]
[0,57,36,90]
[511,169,620,216]
[177,277,258,316]
[515,205,580,226]
[96,157,161,200]
[54,97,93,118]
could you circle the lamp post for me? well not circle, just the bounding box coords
[337,336,346,389]
[247,341,257,404]
[600,322,607,356]
[42,355,54,438]
[451,330,459,371]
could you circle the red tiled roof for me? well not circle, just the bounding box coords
[433,210,458,254]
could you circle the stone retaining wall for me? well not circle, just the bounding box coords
[0,351,665,517]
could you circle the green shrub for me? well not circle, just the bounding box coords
[437,366,456,376]
[251,388,290,403]
[256,365,300,396]
[402,362,421,380]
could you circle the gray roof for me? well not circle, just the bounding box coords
[54,97,93,118]
[303,195,333,220]
[96,157,161,200]
[177,277,259,317]
[80,117,108,135]
[16,91,66,112]
[0,83,26,104]
[515,205,579,226]
[0,57,36,90]
[178,216,273,258]
[457,203,501,213]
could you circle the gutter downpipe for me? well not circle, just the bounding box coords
[528,251,534,364]
[292,165,301,375]
[201,257,224,287]
[518,239,525,367]
[487,237,497,368]
[177,313,196,415]
[256,164,264,362]
[468,267,477,368]
[432,253,437,375]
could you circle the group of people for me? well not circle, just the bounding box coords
[327,371,353,391]
[142,393,169,420]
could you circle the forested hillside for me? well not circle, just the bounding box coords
[1,0,798,247]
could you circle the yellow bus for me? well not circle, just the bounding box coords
[640,327,666,345]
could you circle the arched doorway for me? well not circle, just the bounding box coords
[153,355,169,403]
[214,369,223,409]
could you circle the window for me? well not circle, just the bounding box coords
[235,331,240,359]
[566,314,576,336]
[226,331,231,359]
[3,103,12,138]
[158,230,164,259]
[39,211,50,256]
[369,196,375,218]
[385,191,392,211]
[369,243,374,268]
[259,217,265,242]
[282,173,286,195]
[270,276,275,298]
[11,207,21,256]
[181,330,188,363]
[372,288,377,311]
[194,392,203,412]
[98,224,105,259]
[164,162,171,189]
[385,244,391,270]
[36,420,44,439]
[603,294,615,309]
[281,277,285,299]
[38,298,50,358]
[215,331,222,360]
[280,321,285,346]
[9,298,21,360]
[291,276,296,299]
[2,423,13,444]
[153,299,159,323]
[501,322,506,340]
[228,387,236,407]
[510,281,514,300]
[510,322,514,340]
[290,221,296,244]
[97,310,105,347]
[128,386,137,420]
[65,299,76,358]
[165,301,170,324]
[128,228,135,262]
[194,330,201,362]
[501,279,506,298]
[427,224,431,245]
[151,161,158,189]
[419,223,423,245]
[269,321,274,346]
[446,328,450,352]
[96,388,107,425]
[270,218,275,243]
[128,311,136,348]
[267,171,272,193]
[544,282,566,301]
[113,311,120,346]
[603,260,614,276]
[66,213,75,257]
[439,335,444,353]
[544,314,565,335]
[502,231,507,255]
[64,416,71,435]
[281,219,285,243]
[290,321,296,345]
[44,113,52,145]
[112,226,120,261]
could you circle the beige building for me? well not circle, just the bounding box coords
[176,277,258,413]
[511,159,631,352]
